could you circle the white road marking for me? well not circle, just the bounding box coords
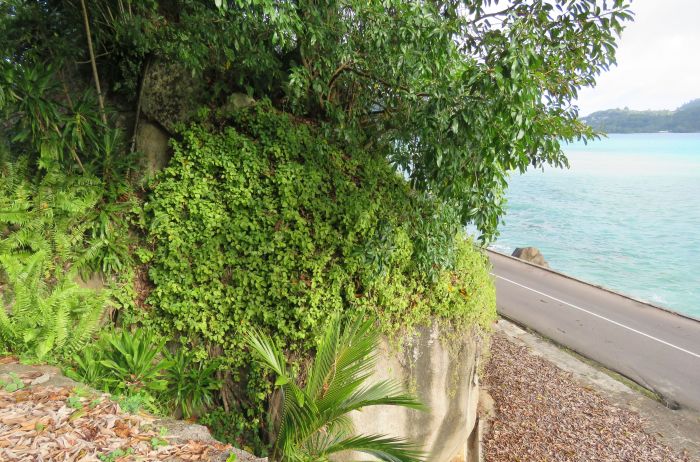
[492,273,700,360]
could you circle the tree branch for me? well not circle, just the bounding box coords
[465,1,525,25]
[346,67,429,98]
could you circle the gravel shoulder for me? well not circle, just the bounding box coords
[483,319,700,461]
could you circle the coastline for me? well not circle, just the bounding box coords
[486,248,700,324]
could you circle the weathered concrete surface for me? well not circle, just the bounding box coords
[496,319,700,460]
[339,324,484,462]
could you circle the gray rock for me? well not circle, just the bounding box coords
[212,447,268,462]
[155,419,217,444]
[225,93,255,112]
[140,60,209,133]
[147,417,267,461]
[512,247,550,268]
[0,363,79,389]
[135,121,171,175]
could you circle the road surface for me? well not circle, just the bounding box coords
[488,250,700,412]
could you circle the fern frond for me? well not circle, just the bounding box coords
[64,289,107,354]
[0,295,17,348]
[49,284,73,350]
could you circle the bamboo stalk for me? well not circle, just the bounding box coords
[79,0,107,125]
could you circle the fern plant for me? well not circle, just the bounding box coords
[245,315,426,462]
[0,159,136,278]
[0,251,106,359]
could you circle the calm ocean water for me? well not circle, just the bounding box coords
[491,133,700,318]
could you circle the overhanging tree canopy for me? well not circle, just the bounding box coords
[1,0,632,240]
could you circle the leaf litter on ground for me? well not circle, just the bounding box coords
[0,363,232,461]
[483,334,691,462]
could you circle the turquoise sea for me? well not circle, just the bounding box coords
[491,133,700,319]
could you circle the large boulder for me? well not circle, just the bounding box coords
[140,60,209,134]
[140,61,256,134]
[512,247,549,268]
[339,324,485,462]
[135,121,171,176]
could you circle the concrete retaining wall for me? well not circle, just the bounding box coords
[340,323,484,462]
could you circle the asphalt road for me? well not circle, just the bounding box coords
[487,250,700,412]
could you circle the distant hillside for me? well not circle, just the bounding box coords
[582,99,700,133]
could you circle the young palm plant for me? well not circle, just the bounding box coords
[245,315,426,462]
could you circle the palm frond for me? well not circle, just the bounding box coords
[244,315,426,462]
[245,327,291,379]
[318,433,425,462]
[305,312,343,400]
[335,380,426,415]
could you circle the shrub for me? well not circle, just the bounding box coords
[97,329,169,396]
[144,103,496,444]
[163,349,221,419]
[0,250,106,360]
[67,329,167,396]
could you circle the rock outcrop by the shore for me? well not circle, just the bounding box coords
[512,247,549,268]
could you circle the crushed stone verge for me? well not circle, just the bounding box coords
[482,320,697,461]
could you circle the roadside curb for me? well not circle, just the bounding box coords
[485,249,700,324]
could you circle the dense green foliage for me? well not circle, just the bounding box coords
[1,0,631,455]
[246,314,425,462]
[1,0,632,240]
[67,328,221,417]
[0,157,138,275]
[0,251,106,359]
[146,103,495,342]
[0,158,117,359]
[582,99,700,133]
[144,103,495,445]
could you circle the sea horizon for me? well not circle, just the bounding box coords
[491,132,700,319]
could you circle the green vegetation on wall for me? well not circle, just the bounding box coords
[1,0,633,455]
[143,103,495,445]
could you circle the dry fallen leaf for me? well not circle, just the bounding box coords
[482,335,690,462]
[0,385,234,462]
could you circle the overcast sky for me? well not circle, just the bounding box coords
[575,0,700,116]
